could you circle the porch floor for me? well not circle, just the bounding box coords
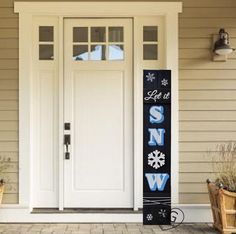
[0,223,218,233]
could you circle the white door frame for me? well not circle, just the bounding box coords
[15,2,182,211]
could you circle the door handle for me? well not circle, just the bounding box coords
[64,134,71,160]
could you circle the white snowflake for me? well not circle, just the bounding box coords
[148,150,165,169]
[158,209,167,218]
[161,78,168,86]
[146,213,153,221]
[146,73,155,82]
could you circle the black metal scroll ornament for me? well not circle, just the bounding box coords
[143,70,171,225]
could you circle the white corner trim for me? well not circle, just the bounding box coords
[14,2,182,15]
[18,12,32,207]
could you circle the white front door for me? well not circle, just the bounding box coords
[64,19,133,208]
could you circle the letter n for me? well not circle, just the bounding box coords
[148,128,165,146]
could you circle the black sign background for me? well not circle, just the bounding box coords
[143,70,171,225]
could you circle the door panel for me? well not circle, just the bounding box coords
[73,71,124,191]
[64,19,133,208]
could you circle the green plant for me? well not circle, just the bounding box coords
[209,142,236,192]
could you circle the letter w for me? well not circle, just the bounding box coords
[145,173,169,191]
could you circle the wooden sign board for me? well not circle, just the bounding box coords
[143,70,171,225]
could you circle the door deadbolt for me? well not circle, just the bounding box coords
[64,122,71,130]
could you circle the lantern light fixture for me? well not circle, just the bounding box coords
[213,28,235,56]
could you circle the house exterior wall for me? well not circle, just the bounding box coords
[0,0,236,205]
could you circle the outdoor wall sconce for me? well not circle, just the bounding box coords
[212,28,235,61]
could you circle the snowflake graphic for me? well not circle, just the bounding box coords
[158,209,167,218]
[146,73,156,82]
[146,213,153,221]
[148,150,165,169]
[161,78,168,86]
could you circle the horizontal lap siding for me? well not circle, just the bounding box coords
[1,0,236,205]
[178,0,236,204]
[0,0,19,204]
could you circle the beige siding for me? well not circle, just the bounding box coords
[0,0,236,204]
[179,2,236,204]
[0,0,18,202]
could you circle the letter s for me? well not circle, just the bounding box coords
[149,106,164,124]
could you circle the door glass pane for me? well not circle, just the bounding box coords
[109,27,123,42]
[73,27,88,42]
[39,26,53,42]
[73,45,88,61]
[143,26,158,42]
[108,45,124,60]
[39,45,54,60]
[91,27,106,42]
[90,45,106,60]
[143,44,158,60]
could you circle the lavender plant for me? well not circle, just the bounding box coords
[209,142,236,192]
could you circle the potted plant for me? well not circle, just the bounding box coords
[0,179,4,204]
[0,156,12,204]
[207,142,236,234]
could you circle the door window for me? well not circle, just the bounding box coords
[72,26,124,61]
[73,45,89,61]
[73,27,88,42]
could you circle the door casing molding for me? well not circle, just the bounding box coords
[15,2,182,212]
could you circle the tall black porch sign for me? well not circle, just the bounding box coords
[143,70,171,225]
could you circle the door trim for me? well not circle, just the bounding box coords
[15,2,182,211]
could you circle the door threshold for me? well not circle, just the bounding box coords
[32,208,142,214]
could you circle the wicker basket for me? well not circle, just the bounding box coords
[207,181,236,234]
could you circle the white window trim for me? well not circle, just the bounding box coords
[15,2,182,210]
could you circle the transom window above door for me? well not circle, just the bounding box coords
[72,26,124,61]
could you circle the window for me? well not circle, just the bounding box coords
[143,26,158,60]
[39,26,54,60]
[73,26,124,61]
